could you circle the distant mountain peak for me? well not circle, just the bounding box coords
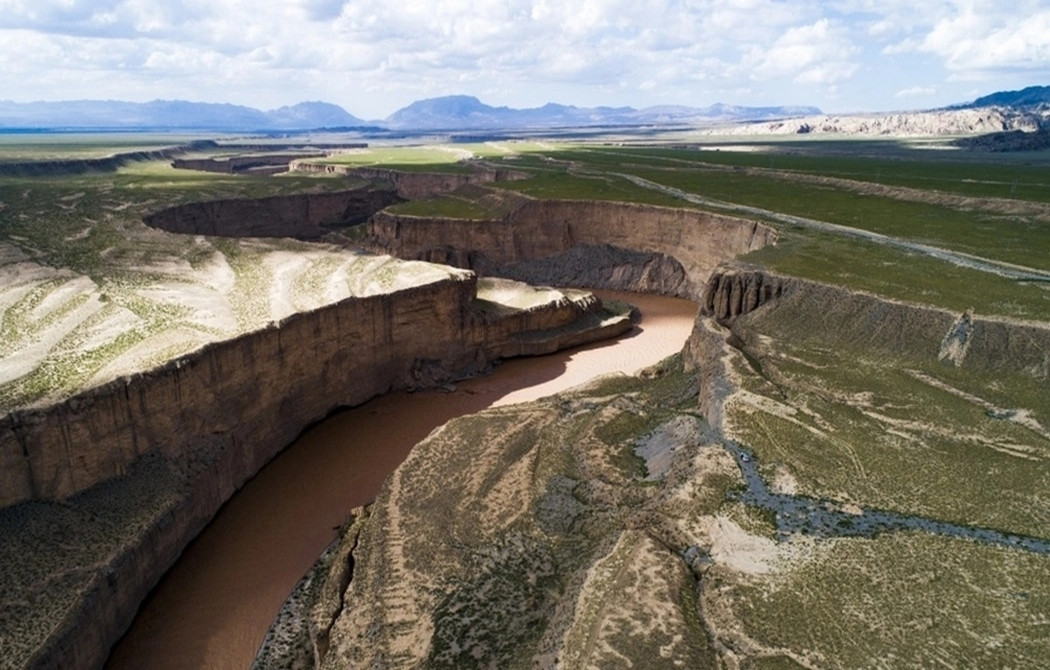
[968,85,1050,109]
[382,94,822,130]
[0,99,364,130]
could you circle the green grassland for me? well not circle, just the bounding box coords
[724,328,1050,538]
[708,531,1050,668]
[0,133,209,162]
[306,141,553,174]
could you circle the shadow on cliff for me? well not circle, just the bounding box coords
[106,323,649,669]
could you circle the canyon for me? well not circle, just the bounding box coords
[245,173,1050,667]
[0,174,774,669]
[3,143,1049,668]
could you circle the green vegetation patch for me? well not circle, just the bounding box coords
[743,228,1050,322]
[490,167,690,207]
[711,532,1050,668]
[724,314,1050,538]
[386,185,525,220]
[578,144,1050,203]
[310,146,475,173]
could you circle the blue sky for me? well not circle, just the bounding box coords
[0,0,1048,119]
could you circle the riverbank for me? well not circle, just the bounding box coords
[106,291,697,669]
[0,275,631,670]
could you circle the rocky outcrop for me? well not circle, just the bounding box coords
[702,266,787,322]
[0,273,631,670]
[171,153,327,175]
[142,187,403,239]
[368,199,777,296]
[954,128,1050,152]
[289,163,527,199]
[0,141,217,177]
[708,107,1049,137]
[699,266,1050,382]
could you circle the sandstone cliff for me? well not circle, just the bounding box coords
[368,198,777,296]
[143,187,403,239]
[289,163,527,199]
[0,272,631,670]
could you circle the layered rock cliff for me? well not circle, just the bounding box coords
[368,198,777,296]
[289,163,527,199]
[700,266,1050,382]
[0,272,632,669]
[143,187,403,239]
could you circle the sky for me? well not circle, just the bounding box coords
[0,0,1048,120]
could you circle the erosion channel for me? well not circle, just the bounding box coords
[106,292,699,669]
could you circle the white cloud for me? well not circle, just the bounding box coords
[749,19,859,85]
[0,0,1045,116]
[895,85,937,98]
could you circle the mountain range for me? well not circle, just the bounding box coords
[0,86,1045,132]
[0,95,819,132]
[0,100,365,131]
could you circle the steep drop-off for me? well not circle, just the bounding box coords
[143,187,403,239]
[0,271,632,670]
[263,263,1050,668]
[367,198,777,297]
[701,266,1050,382]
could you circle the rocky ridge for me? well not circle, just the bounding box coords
[709,106,1049,136]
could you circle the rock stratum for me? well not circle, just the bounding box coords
[0,179,777,669]
[255,207,1050,667]
[367,198,776,297]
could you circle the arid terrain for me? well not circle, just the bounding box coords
[1,128,1049,669]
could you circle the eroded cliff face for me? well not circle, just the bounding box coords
[143,187,403,239]
[259,264,1050,669]
[289,164,527,199]
[368,198,777,296]
[0,272,632,670]
[700,266,1050,383]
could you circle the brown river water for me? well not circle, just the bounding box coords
[106,291,698,670]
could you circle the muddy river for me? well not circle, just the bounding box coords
[106,291,699,670]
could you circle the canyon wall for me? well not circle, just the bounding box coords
[1,272,631,670]
[0,141,217,177]
[143,187,403,239]
[289,163,527,199]
[368,199,777,296]
[691,266,1050,428]
[0,275,624,509]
